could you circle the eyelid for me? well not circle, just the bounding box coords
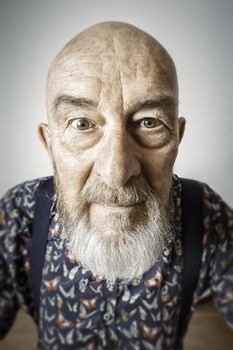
[131,107,172,124]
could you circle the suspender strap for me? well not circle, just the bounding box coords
[177,178,204,346]
[29,177,54,321]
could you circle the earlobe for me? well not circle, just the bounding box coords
[38,123,52,156]
[178,117,186,144]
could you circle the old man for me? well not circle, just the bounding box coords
[0,22,232,350]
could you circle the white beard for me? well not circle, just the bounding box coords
[56,175,171,281]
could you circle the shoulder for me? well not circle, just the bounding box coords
[198,181,233,227]
[0,176,53,235]
[176,175,232,234]
[178,176,232,212]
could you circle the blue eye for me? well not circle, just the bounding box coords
[140,118,161,129]
[71,118,95,130]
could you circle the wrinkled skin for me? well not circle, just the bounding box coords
[39,22,185,277]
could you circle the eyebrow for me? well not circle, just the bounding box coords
[53,95,98,111]
[128,95,178,113]
[53,94,177,114]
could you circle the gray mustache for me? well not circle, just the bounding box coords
[80,180,155,205]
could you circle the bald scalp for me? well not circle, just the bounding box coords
[51,22,174,61]
[46,21,178,119]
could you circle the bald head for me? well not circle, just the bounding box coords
[46,22,178,118]
[49,21,177,69]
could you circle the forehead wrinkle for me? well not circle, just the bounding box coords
[113,36,124,116]
[96,52,125,116]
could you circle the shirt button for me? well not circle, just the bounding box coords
[103,312,114,325]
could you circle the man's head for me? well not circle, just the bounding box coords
[39,22,185,280]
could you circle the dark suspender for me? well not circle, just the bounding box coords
[29,177,54,322]
[176,178,203,348]
[30,176,203,344]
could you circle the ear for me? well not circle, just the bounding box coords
[38,122,52,157]
[178,117,186,144]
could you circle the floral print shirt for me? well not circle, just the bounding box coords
[0,175,232,350]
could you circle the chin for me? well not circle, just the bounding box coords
[61,200,169,281]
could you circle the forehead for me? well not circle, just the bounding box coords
[47,41,177,114]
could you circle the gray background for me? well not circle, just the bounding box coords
[0,0,232,205]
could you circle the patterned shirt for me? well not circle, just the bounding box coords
[0,175,232,350]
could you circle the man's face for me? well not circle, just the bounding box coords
[40,23,185,280]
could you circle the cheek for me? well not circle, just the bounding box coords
[141,141,178,203]
[51,137,95,202]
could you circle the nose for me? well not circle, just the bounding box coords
[93,130,141,188]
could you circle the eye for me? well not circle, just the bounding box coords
[137,117,162,129]
[70,118,95,130]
